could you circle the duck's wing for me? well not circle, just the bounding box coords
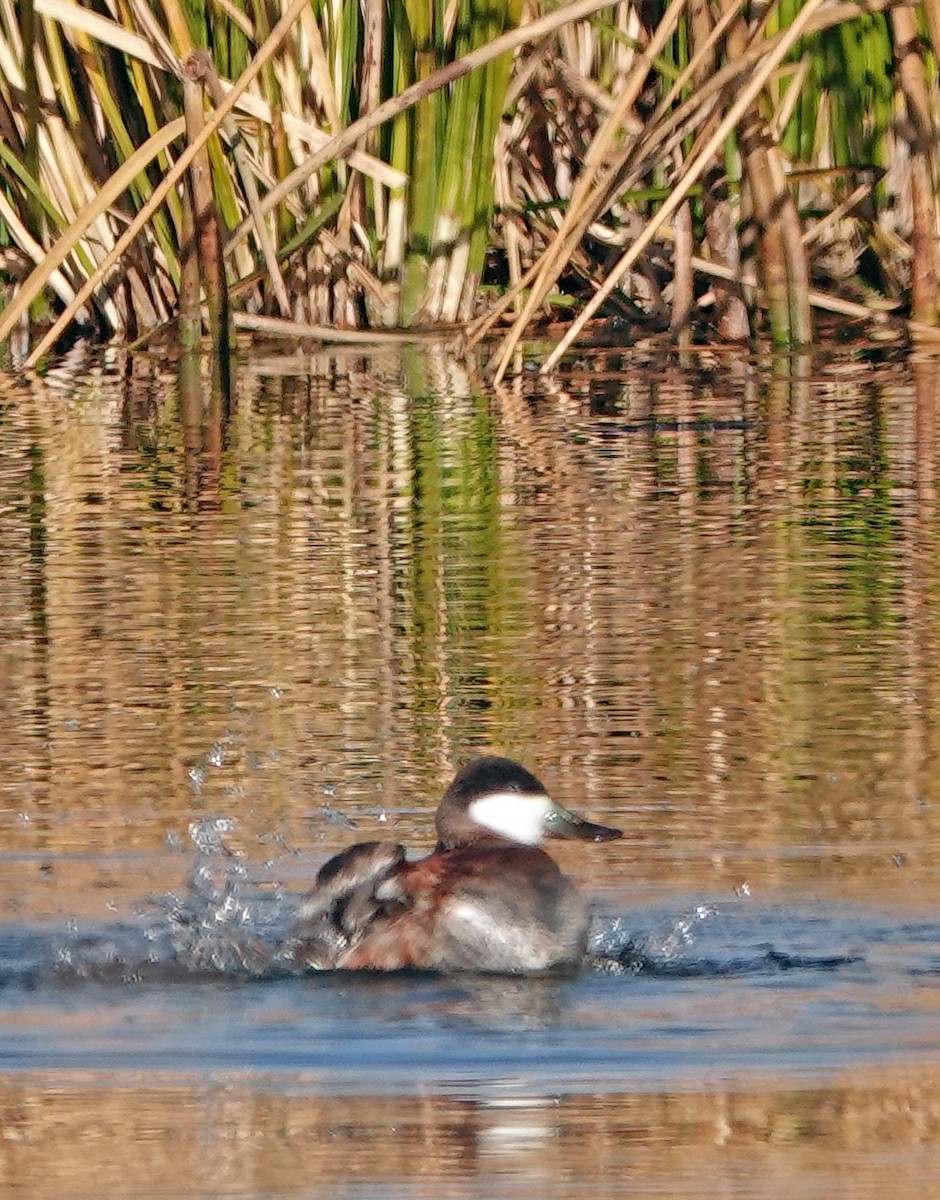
[292,841,406,969]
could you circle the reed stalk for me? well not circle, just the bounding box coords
[182,53,232,403]
[890,3,940,325]
[178,93,201,356]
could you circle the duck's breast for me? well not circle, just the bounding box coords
[418,845,591,973]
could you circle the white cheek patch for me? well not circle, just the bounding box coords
[468,792,553,845]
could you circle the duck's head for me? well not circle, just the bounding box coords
[435,755,622,850]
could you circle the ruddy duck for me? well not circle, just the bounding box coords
[291,756,621,975]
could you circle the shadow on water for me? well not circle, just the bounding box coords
[593,941,862,977]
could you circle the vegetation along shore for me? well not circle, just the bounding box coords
[1,0,939,372]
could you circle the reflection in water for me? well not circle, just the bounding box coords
[2,346,940,1197]
[2,347,939,895]
[1,1070,939,1199]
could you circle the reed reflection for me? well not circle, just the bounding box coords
[1,1067,938,1199]
[0,349,939,905]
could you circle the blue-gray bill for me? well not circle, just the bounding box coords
[544,802,622,843]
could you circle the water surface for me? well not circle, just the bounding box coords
[1,344,939,1198]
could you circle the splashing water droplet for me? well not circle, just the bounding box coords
[188,817,238,856]
[320,804,357,831]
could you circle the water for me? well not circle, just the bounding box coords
[1,344,940,1198]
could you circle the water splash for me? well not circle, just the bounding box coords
[1,849,866,991]
[0,818,302,988]
[588,899,863,977]
[187,817,240,857]
[187,731,240,797]
[132,819,297,979]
